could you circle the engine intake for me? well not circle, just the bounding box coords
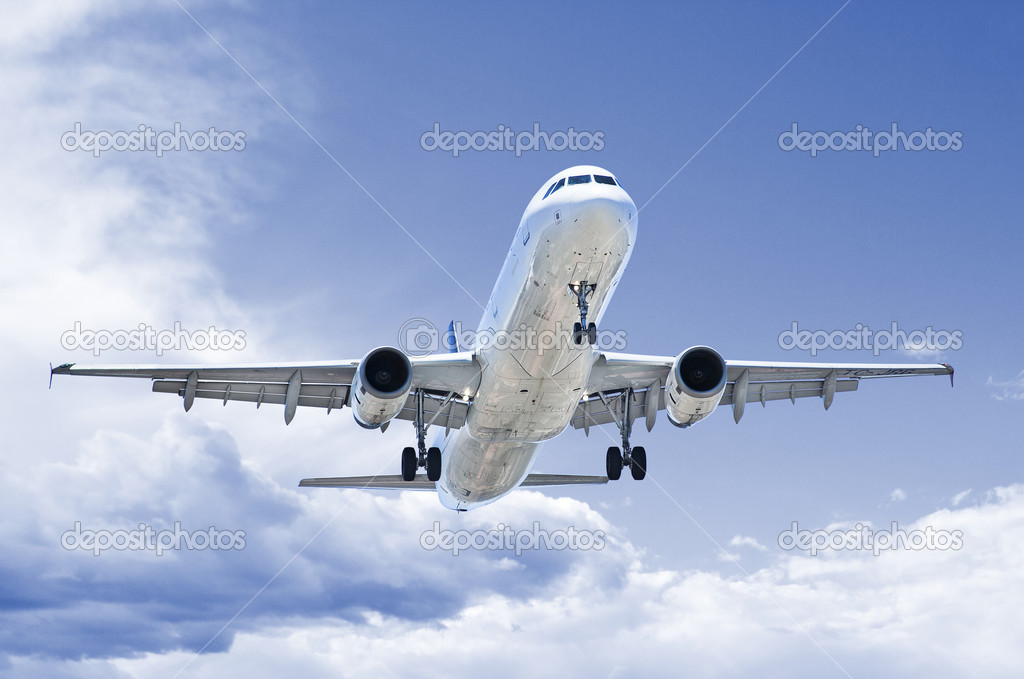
[665,346,727,427]
[351,347,413,429]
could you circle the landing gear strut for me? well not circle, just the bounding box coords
[568,281,597,345]
[402,391,446,482]
[600,388,647,481]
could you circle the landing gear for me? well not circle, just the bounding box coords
[400,390,450,482]
[600,388,648,481]
[568,281,597,345]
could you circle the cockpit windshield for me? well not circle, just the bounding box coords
[543,173,618,199]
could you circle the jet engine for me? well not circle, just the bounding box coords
[350,347,413,429]
[664,346,727,427]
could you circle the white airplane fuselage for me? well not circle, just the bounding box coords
[436,166,637,510]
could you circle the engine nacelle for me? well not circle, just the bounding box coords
[350,347,413,429]
[665,346,727,428]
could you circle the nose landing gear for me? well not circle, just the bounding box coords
[568,281,598,345]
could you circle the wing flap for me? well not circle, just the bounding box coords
[725,361,953,382]
[152,380,351,411]
[719,378,858,406]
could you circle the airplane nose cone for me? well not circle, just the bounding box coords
[572,195,636,243]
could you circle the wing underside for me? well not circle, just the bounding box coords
[572,353,953,432]
[50,353,480,429]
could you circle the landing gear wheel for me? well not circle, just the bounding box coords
[426,446,442,482]
[606,446,623,480]
[401,446,417,482]
[587,323,597,345]
[573,322,584,346]
[630,446,647,481]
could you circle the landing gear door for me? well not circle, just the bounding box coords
[568,260,604,286]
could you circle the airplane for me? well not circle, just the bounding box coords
[51,165,954,511]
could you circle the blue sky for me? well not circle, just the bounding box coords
[2,1,1023,677]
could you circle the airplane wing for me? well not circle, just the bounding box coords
[298,473,608,490]
[571,351,954,432]
[50,351,483,428]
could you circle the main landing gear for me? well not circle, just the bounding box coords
[568,281,597,345]
[601,388,647,481]
[401,391,442,482]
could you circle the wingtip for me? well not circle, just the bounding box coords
[49,362,75,388]
[942,363,954,388]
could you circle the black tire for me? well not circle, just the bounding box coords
[587,323,597,345]
[426,446,442,482]
[573,322,584,345]
[401,446,417,482]
[606,446,622,480]
[630,446,647,481]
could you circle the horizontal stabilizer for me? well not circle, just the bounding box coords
[300,475,436,490]
[299,473,608,490]
[519,474,608,486]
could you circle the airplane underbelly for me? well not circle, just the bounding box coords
[437,432,540,510]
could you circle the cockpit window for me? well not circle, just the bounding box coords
[567,174,592,185]
[543,177,565,199]
[594,174,617,185]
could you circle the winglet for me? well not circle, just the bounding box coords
[50,362,75,389]
[943,363,954,388]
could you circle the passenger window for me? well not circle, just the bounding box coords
[594,174,617,185]
[567,175,591,185]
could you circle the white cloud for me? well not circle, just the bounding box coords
[729,535,768,551]
[890,488,907,502]
[986,371,1024,401]
[5,482,1013,679]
